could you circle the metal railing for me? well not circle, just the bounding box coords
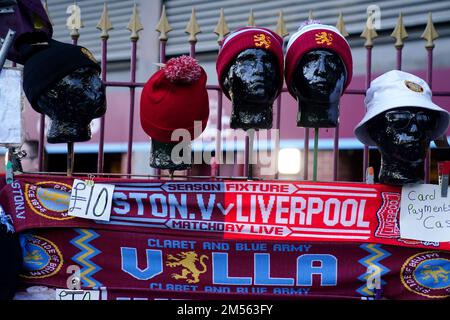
[30,3,450,181]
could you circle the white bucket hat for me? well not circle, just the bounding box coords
[354,70,450,146]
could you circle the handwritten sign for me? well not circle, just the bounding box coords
[56,289,100,301]
[400,184,450,242]
[68,179,114,222]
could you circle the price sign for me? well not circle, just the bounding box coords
[400,184,450,242]
[56,289,100,301]
[68,179,115,222]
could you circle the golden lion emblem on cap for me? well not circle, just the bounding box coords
[253,34,271,49]
[81,48,98,64]
[315,32,333,46]
[404,80,424,93]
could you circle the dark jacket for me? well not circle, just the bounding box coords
[0,0,53,64]
[0,223,22,300]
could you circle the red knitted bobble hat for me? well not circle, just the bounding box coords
[140,56,210,143]
[216,27,284,100]
[285,22,353,97]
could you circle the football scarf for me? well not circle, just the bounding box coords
[17,228,450,300]
[0,175,449,251]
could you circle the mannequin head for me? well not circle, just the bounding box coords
[22,40,105,144]
[367,107,439,185]
[285,22,353,128]
[291,49,346,127]
[36,67,106,143]
[222,48,281,130]
[216,27,284,131]
[355,70,450,186]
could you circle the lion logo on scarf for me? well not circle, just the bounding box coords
[401,251,450,298]
[20,234,63,279]
[24,250,45,267]
[166,251,209,284]
[419,264,450,284]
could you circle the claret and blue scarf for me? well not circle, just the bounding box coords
[1,175,449,300]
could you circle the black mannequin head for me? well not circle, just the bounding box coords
[291,49,346,127]
[367,107,439,185]
[222,48,281,130]
[149,140,192,171]
[36,67,106,143]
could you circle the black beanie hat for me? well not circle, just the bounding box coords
[22,39,101,113]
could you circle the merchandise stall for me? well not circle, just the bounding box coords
[0,0,449,301]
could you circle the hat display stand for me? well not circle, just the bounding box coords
[140,55,210,176]
[223,49,282,180]
[354,70,450,186]
[19,38,106,177]
[293,47,348,181]
[33,67,106,177]
[290,50,348,181]
[284,22,353,181]
[216,27,284,181]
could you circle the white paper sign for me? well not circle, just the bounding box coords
[400,184,450,242]
[68,179,115,222]
[56,289,100,301]
[0,68,24,146]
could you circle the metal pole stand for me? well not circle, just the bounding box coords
[246,129,255,180]
[313,128,319,182]
[67,142,75,177]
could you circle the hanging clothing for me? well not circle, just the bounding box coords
[0,0,53,64]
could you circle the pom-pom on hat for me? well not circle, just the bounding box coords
[354,70,450,146]
[140,55,210,144]
[22,39,101,113]
[216,27,284,99]
[285,22,353,97]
